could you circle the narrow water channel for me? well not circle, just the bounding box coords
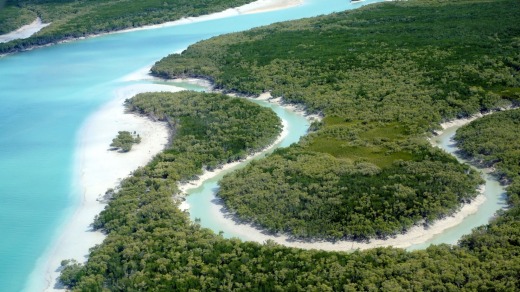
[180,91,507,249]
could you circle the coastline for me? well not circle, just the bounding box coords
[37,84,182,291]
[0,0,304,56]
[32,1,305,288]
[0,17,50,43]
[109,0,304,35]
[175,89,318,199]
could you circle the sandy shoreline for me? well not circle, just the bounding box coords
[0,0,304,56]
[176,90,318,198]
[21,0,504,287]
[111,0,304,35]
[36,84,183,291]
[207,190,486,251]
[0,17,50,43]
[30,1,306,289]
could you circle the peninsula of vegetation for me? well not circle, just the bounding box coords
[59,0,520,290]
[152,0,518,240]
[0,0,300,54]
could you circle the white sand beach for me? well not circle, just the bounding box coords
[206,189,486,251]
[237,0,304,14]
[107,0,304,35]
[35,1,305,288]
[0,0,304,56]
[0,17,50,43]
[39,84,183,291]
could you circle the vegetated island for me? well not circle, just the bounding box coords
[0,0,262,54]
[110,130,141,152]
[60,0,520,290]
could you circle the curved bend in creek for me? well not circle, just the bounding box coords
[184,110,508,251]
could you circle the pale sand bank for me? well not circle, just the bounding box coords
[38,84,183,291]
[191,181,485,251]
[434,105,515,136]
[108,0,304,35]
[1,0,304,56]
[0,17,50,43]
[237,0,304,14]
[177,91,314,201]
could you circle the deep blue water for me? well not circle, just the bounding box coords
[0,1,386,290]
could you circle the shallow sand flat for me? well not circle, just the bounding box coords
[237,0,304,14]
[0,17,50,43]
[107,0,304,35]
[40,84,181,291]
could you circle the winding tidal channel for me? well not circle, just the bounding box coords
[0,0,509,290]
[183,98,508,250]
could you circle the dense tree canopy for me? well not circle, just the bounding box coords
[455,109,520,182]
[60,0,520,290]
[110,131,141,152]
[0,5,37,34]
[0,0,255,53]
[153,0,520,239]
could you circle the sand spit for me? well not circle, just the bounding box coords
[86,0,304,36]
[38,84,182,291]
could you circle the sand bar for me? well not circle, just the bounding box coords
[37,84,183,291]
[93,0,304,36]
[0,17,50,43]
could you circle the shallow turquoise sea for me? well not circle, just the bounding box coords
[0,1,386,290]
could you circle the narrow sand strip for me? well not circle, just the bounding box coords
[237,0,304,14]
[0,17,50,43]
[100,0,304,35]
[207,190,486,251]
[40,84,182,291]
[1,0,304,56]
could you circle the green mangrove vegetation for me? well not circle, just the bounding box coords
[58,0,520,290]
[455,108,520,202]
[154,0,519,239]
[0,5,37,34]
[110,131,141,152]
[0,0,254,53]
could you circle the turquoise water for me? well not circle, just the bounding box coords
[0,1,385,290]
